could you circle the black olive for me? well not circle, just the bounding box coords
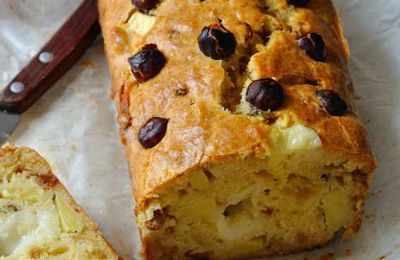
[316,89,349,116]
[131,0,160,12]
[138,117,169,149]
[246,78,284,111]
[297,33,327,61]
[286,0,309,7]
[197,23,236,60]
[128,44,166,83]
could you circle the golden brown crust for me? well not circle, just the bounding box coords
[98,0,375,208]
[99,5,375,258]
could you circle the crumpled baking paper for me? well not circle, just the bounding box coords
[0,0,399,259]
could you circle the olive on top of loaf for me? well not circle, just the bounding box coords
[126,0,349,150]
[99,0,375,259]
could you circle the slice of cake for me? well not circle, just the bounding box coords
[0,145,121,259]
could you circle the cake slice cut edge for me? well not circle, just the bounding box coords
[0,145,122,260]
[136,146,374,259]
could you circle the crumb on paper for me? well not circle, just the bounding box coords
[369,190,383,198]
[379,253,392,260]
[365,213,376,220]
[319,253,334,260]
[343,249,352,257]
[70,144,78,152]
[80,60,95,68]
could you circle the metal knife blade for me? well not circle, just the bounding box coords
[0,0,99,145]
[0,112,20,145]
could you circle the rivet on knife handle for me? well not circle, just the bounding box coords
[0,0,100,114]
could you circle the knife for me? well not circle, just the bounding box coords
[0,0,100,145]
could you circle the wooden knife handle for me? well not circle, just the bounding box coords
[0,0,100,114]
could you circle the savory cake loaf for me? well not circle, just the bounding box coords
[98,0,376,259]
[0,145,121,259]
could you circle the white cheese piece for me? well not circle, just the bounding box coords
[271,124,322,150]
[126,12,156,36]
[0,175,44,202]
[55,194,84,233]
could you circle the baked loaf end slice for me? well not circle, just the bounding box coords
[0,145,121,259]
[99,0,376,259]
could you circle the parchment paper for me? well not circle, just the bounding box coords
[1,1,399,259]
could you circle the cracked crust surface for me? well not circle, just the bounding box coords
[98,0,375,258]
[98,0,374,206]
